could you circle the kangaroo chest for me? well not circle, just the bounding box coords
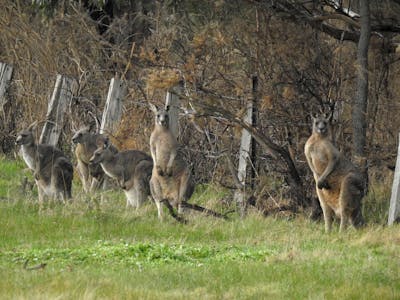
[100,163,117,179]
[21,147,36,170]
[151,132,176,163]
[308,143,329,173]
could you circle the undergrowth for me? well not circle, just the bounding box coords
[0,157,399,299]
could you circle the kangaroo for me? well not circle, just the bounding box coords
[16,122,73,203]
[304,112,364,232]
[149,103,226,222]
[72,127,117,192]
[89,136,153,208]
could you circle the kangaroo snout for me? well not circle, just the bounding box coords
[160,118,168,127]
[89,155,97,164]
[15,136,22,145]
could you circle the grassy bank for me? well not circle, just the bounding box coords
[0,157,399,299]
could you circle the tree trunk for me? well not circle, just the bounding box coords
[250,75,259,190]
[352,0,370,191]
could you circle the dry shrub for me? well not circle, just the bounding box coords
[0,0,125,154]
[1,0,400,216]
[114,103,152,152]
[146,69,181,93]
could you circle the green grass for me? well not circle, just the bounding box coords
[0,157,26,199]
[0,157,399,299]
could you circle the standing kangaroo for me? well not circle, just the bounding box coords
[89,136,153,208]
[16,122,73,203]
[304,112,364,232]
[72,127,117,192]
[148,103,231,223]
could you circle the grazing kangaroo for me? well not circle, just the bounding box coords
[304,112,364,232]
[72,127,117,192]
[16,122,73,203]
[149,103,225,222]
[89,136,153,208]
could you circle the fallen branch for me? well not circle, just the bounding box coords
[182,202,229,220]
[23,259,47,271]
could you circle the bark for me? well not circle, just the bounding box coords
[250,75,259,190]
[352,0,371,190]
[255,0,400,45]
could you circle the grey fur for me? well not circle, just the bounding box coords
[16,122,73,203]
[89,136,153,208]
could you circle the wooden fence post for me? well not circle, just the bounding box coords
[234,76,258,217]
[100,77,126,135]
[0,62,13,111]
[40,75,78,146]
[234,103,254,217]
[388,132,400,225]
[165,84,181,138]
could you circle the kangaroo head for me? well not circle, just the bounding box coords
[90,136,111,164]
[16,122,37,146]
[149,103,170,128]
[311,112,332,136]
[72,126,91,144]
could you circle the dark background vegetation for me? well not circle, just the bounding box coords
[1,0,400,218]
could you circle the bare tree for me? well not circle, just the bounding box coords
[352,0,371,190]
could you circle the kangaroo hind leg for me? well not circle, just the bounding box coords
[316,188,334,232]
[339,174,364,231]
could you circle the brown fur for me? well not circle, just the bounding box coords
[304,113,364,232]
[72,127,117,192]
[149,103,194,222]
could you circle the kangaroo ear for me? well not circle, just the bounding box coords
[326,110,334,122]
[149,103,157,114]
[322,111,333,122]
[96,134,107,148]
[310,112,318,120]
